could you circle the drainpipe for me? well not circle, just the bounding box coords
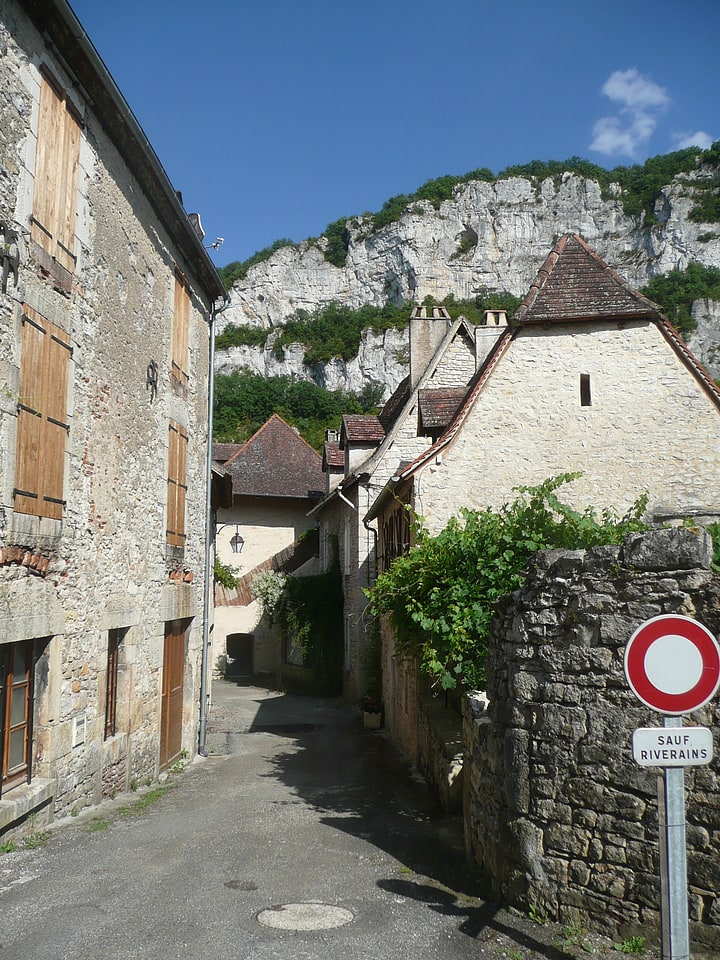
[198,297,228,757]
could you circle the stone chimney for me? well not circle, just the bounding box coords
[409,305,451,389]
[475,308,508,367]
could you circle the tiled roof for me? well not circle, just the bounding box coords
[224,414,324,500]
[323,440,344,470]
[418,388,468,431]
[212,442,243,464]
[514,234,662,325]
[340,414,385,446]
[378,375,411,431]
[389,237,720,491]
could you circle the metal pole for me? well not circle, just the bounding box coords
[662,715,690,960]
[198,300,220,757]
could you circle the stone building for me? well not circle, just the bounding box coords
[0,0,226,835]
[365,235,720,757]
[310,306,487,701]
[213,415,323,682]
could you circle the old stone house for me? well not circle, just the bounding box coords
[367,234,720,761]
[311,305,492,700]
[214,415,323,683]
[0,0,226,835]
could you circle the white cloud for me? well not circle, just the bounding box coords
[673,130,715,150]
[590,68,669,158]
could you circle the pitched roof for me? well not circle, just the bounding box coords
[213,442,243,464]
[513,234,662,325]
[418,388,468,431]
[323,440,344,470]
[378,375,411,431]
[340,414,385,447]
[224,414,324,500]
[382,236,720,496]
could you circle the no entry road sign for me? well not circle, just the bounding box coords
[624,614,720,715]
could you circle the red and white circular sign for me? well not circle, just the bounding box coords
[624,615,720,715]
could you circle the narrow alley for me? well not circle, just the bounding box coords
[2,681,633,960]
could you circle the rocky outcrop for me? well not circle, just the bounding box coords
[216,168,720,394]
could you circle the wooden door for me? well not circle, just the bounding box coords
[160,620,186,769]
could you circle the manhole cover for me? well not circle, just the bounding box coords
[256,902,354,931]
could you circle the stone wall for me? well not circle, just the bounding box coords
[464,528,720,953]
[416,321,720,532]
[0,1,216,832]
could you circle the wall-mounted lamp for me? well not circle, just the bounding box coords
[217,523,245,554]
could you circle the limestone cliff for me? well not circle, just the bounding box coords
[216,169,720,395]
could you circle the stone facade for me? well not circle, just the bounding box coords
[0,0,225,834]
[414,320,720,532]
[464,528,720,953]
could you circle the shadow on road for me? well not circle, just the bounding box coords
[214,681,580,959]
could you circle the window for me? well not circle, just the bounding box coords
[104,629,125,740]
[166,420,188,548]
[171,269,190,389]
[14,305,71,519]
[380,505,410,572]
[343,515,352,575]
[31,71,81,274]
[580,374,592,407]
[0,640,35,794]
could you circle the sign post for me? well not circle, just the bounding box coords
[624,615,720,960]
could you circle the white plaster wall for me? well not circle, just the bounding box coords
[415,321,720,532]
[215,497,317,676]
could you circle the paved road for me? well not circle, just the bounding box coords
[0,680,603,960]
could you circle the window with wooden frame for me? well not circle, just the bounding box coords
[0,640,35,795]
[171,269,190,389]
[104,628,125,740]
[14,305,72,520]
[31,70,81,274]
[166,420,188,548]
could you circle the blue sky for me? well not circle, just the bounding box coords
[69,0,719,269]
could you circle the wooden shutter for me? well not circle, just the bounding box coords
[55,100,81,272]
[15,306,71,520]
[167,420,188,547]
[171,270,190,386]
[31,72,80,273]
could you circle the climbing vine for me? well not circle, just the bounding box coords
[365,475,648,691]
[276,554,344,695]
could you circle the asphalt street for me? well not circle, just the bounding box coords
[0,679,614,960]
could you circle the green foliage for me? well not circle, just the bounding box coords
[707,523,720,572]
[252,570,287,617]
[424,290,523,325]
[366,475,648,691]
[323,217,352,267]
[213,372,381,449]
[215,324,270,351]
[214,557,240,590]
[640,262,720,338]
[273,300,410,365]
[277,556,344,695]
[218,238,297,289]
[614,935,646,954]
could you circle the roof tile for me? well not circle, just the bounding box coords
[224,414,324,500]
[514,234,662,325]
